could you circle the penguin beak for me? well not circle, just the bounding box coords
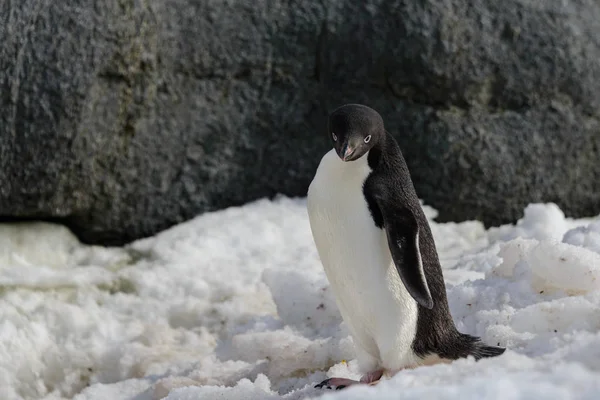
[341,144,355,161]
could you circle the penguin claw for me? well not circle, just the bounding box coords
[314,377,360,390]
[313,379,328,389]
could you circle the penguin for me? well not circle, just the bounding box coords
[306,104,505,390]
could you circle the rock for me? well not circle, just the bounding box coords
[1,0,599,245]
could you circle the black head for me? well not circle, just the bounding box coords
[327,104,385,162]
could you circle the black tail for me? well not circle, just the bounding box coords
[465,335,506,360]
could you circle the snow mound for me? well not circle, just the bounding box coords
[0,200,599,400]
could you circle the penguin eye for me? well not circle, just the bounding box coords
[332,132,337,141]
[364,135,372,143]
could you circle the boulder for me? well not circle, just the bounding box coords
[1,0,599,245]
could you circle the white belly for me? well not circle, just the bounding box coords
[307,150,420,372]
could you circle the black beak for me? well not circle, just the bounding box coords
[340,143,355,161]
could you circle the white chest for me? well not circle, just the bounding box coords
[307,150,387,294]
[306,150,419,370]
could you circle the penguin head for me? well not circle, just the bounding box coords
[327,104,384,162]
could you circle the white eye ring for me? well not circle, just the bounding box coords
[332,132,337,141]
[364,135,372,143]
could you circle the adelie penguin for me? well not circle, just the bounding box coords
[307,104,505,390]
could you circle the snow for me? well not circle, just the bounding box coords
[1,198,599,400]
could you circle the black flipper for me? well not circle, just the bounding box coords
[379,204,434,309]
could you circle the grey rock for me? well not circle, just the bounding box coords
[1,0,599,245]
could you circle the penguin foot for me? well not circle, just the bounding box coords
[314,370,384,390]
[314,377,361,390]
[359,369,384,384]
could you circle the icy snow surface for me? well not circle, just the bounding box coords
[1,199,600,400]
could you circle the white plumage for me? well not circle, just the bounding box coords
[307,149,422,374]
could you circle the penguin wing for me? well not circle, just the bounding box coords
[379,203,434,309]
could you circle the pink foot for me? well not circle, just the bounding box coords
[315,370,384,390]
[359,369,384,384]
